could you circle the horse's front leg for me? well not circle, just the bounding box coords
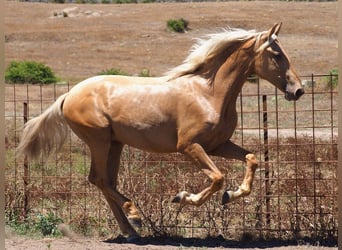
[172,143,224,206]
[209,140,259,205]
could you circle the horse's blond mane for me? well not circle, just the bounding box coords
[165,28,263,80]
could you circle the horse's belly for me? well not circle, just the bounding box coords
[111,122,178,153]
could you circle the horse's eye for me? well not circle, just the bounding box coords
[267,47,281,57]
[273,51,281,57]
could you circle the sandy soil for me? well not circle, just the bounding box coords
[4,1,338,249]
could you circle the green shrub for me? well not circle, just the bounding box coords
[5,61,58,84]
[112,0,137,3]
[36,212,63,236]
[6,211,62,237]
[326,68,338,89]
[98,68,130,76]
[167,18,189,33]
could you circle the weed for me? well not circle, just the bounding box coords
[6,212,34,236]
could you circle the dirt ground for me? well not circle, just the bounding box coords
[4,1,338,249]
[4,229,338,250]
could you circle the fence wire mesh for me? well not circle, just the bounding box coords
[5,74,338,243]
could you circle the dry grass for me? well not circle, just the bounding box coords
[5,135,338,242]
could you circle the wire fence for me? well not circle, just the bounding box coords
[5,74,338,243]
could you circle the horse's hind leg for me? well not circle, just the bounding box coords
[68,123,141,240]
[88,138,141,239]
[209,140,259,205]
[100,141,141,227]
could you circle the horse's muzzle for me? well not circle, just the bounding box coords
[285,88,304,101]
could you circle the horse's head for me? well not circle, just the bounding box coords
[254,23,304,101]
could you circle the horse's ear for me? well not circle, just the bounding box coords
[257,23,283,53]
[267,22,282,39]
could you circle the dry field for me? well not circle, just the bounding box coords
[5,1,338,249]
[5,1,337,80]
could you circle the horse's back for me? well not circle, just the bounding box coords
[62,75,181,152]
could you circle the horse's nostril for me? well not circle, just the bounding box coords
[295,88,305,98]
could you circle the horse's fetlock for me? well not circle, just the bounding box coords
[123,201,139,217]
[239,185,251,196]
[122,201,133,212]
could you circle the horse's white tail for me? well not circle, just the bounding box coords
[17,93,69,161]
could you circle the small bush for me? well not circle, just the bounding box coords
[36,212,63,236]
[112,0,137,3]
[325,68,338,89]
[5,61,58,84]
[167,18,189,33]
[98,68,130,76]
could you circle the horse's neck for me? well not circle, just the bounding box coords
[211,45,255,115]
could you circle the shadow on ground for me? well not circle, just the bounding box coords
[104,235,337,248]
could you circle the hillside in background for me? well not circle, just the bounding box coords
[5,1,337,81]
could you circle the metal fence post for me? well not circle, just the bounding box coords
[262,95,270,238]
[23,102,29,218]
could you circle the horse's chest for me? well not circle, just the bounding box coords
[200,111,238,150]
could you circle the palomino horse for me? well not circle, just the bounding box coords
[17,23,304,241]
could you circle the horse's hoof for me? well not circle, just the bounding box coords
[222,191,230,205]
[126,234,141,243]
[171,191,188,203]
[129,217,142,228]
[171,196,180,203]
